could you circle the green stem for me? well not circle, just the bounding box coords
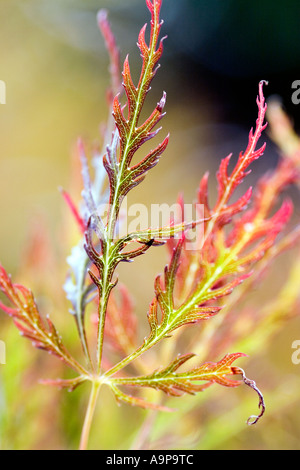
[104,343,147,378]
[79,381,101,450]
[96,292,109,375]
[75,312,94,372]
[96,249,111,375]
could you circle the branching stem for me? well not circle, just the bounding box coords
[95,0,163,375]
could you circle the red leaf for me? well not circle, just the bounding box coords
[0,265,87,375]
[60,188,86,234]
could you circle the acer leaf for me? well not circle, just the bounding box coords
[216,80,268,214]
[147,237,222,340]
[110,353,265,425]
[82,0,174,374]
[197,80,268,234]
[104,0,168,228]
[63,138,109,368]
[103,83,289,422]
[97,9,121,99]
[112,353,246,394]
[0,265,87,376]
[61,9,121,367]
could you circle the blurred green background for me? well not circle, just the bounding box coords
[0,0,300,450]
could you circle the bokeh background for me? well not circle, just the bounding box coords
[0,0,300,450]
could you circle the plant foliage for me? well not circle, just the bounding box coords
[1,0,300,450]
